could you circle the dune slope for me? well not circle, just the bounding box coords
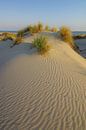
[0,37,86,130]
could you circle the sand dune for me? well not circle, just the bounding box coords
[0,35,86,130]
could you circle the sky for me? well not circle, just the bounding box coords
[0,0,86,31]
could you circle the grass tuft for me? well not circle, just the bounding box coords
[14,36,23,45]
[32,36,50,54]
[51,27,58,32]
[37,22,43,32]
[45,25,50,31]
[1,32,16,41]
[60,26,76,49]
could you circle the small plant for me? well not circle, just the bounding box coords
[17,23,44,36]
[2,32,16,41]
[17,30,25,37]
[32,36,50,54]
[51,27,58,32]
[37,22,43,32]
[45,25,50,31]
[31,24,39,34]
[60,26,75,49]
[14,36,23,45]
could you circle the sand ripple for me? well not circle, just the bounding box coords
[0,40,86,130]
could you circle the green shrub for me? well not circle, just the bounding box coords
[32,36,50,54]
[60,26,75,49]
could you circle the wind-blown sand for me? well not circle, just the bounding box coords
[0,34,86,130]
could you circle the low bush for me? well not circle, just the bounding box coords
[32,36,50,54]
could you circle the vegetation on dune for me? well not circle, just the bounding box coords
[28,22,43,34]
[32,36,50,54]
[60,26,76,49]
[1,32,16,41]
[17,30,25,37]
[9,35,23,48]
[28,24,39,34]
[51,27,58,32]
[37,22,43,32]
[17,22,44,36]
[13,36,23,46]
[17,23,59,37]
[45,25,50,31]
[0,32,23,47]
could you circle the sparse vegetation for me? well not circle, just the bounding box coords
[17,23,59,37]
[45,25,50,31]
[17,23,43,36]
[32,36,50,54]
[51,27,58,32]
[37,22,43,32]
[17,30,25,37]
[60,26,76,49]
[14,36,23,45]
[29,24,39,34]
[1,32,16,41]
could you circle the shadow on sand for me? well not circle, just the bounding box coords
[0,40,37,69]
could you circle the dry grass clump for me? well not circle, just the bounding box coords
[45,25,50,31]
[32,36,50,54]
[37,22,43,32]
[17,30,25,37]
[14,36,23,45]
[29,22,43,34]
[10,36,23,48]
[28,25,39,34]
[60,26,76,49]
[17,22,44,36]
[1,32,16,41]
[51,27,58,32]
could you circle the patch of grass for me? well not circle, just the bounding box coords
[60,26,76,49]
[17,23,43,36]
[1,32,16,41]
[29,24,39,34]
[32,36,50,54]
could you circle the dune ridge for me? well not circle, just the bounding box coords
[0,35,86,130]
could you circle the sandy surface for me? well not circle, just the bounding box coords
[0,35,86,130]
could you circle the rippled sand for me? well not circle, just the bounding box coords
[0,35,86,130]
